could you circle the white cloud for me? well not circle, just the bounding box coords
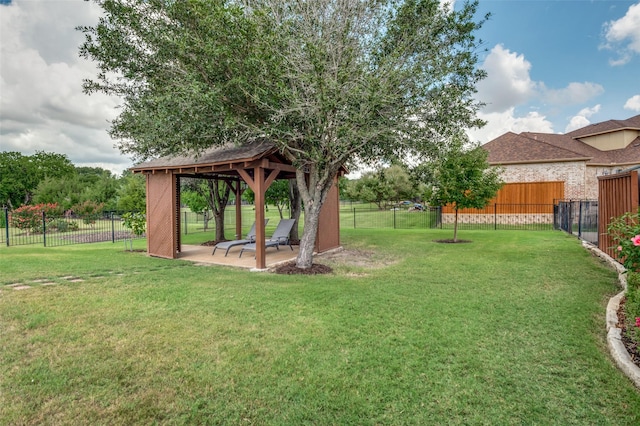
[602,2,640,66]
[0,1,128,175]
[564,105,601,133]
[624,94,640,112]
[476,45,537,113]
[472,45,603,143]
[541,82,604,106]
[468,108,554,144]
[476,45,603,116]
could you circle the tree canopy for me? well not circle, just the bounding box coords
[347,165,415,209]
[80,0,488,267]
[428,141,503,242]
[0,151,75,209]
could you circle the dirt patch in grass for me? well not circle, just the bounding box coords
[273,248,395,275]
[434,239,472,244]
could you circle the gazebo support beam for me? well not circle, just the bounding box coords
[253,166,266,270]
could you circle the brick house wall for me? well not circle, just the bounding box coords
[496,162,640,201]
[497,161,587,200]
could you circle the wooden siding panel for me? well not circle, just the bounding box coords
[316,178,341,253]
[146,173,177,259]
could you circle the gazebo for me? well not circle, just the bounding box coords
[130,140,342,270]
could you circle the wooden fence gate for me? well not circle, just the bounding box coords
[598,170,639,258]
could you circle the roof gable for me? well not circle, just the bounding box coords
[567,114,640,138]
[483,115,640,166]
[483,132,589,164]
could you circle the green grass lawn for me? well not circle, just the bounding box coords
[1,229,639,424]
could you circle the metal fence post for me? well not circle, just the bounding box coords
[111,212,116,243]
[4,207,9,247]
[494,203,498,230]
[353,207,356,229]
[393,206,396,229]
[568,200,573,235]
[578,201,583,238]
[42,211,47,247]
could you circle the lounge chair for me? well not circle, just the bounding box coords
[239,218,296,258]
[212,220,268,256]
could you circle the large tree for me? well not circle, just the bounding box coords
[80,0,487,268]
[0,151,75,209]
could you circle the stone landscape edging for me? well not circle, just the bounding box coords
[581,241,640,389]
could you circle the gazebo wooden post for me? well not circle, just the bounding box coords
[234,182,242,240]
[254,166,267,269]
[225,179,246,240]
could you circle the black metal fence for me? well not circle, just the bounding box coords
[2,201,600,248]
[340,206,441,229]
[1,208,144,247]
[554,200,598,245]
[341,204,557,231]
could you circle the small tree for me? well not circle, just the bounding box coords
[266,180,292,219]
[181,188,211,229]
[182,178,231,242]
[349,165,415,209]
[428,143,503,242]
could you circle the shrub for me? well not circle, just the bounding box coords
[9,203,61,235]
[608,209,640,346]
[51,219,79,232]
[71,200,105,227]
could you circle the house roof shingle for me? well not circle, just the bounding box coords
[566,114,640,138]
[483,132,589,164]
[483,114,640,166]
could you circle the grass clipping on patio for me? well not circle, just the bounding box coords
[1,229,640,425]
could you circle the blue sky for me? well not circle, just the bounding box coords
[465,0,640,142]
[0,0,639,175]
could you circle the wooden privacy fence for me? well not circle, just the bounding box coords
[441,181,564,214]
[598,170,640,258]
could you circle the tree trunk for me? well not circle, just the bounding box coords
[453,207,459,243]
[214,213,225,242]
[289,179,302,241]
[297,201,322,268]
[294,168,334,269]
[204,179,231,242]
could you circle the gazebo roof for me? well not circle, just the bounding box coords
[130,139,297,179]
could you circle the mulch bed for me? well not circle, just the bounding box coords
[617,297,640,369]
[274,262,333,275]
[433,239,472,244]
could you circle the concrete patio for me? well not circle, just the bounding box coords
[177,243,299,270]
